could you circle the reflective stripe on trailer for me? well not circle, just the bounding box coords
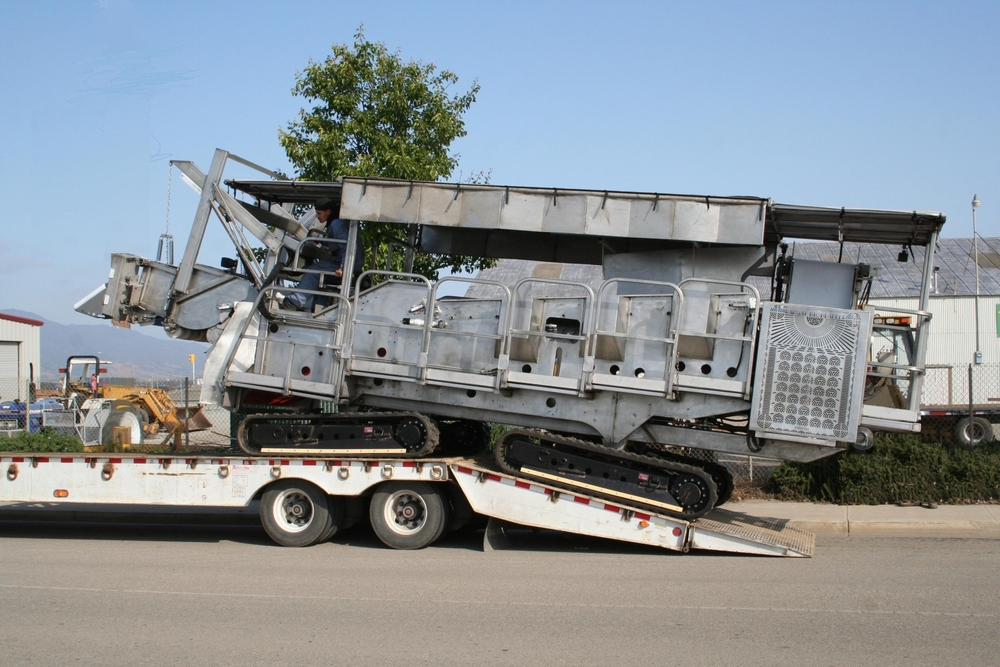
[0,455,450,506]
[450,463,814,557]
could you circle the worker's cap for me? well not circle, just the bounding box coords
[314,197,337,212]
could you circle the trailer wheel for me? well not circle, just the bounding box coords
[849,426,875,453]
[315,496,344,543]
[369,482,450,550]
[260,480,333,547]
[954,416,995,448]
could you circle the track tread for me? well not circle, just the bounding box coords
[495,428,719,521]
[237,411,440,458]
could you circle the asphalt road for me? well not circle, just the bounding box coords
[0,519,997,667]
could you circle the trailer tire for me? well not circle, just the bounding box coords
[953,416,995,448]
[849,426,876,454]
[369,482,450,550]
[260,480,333,547]
[315,496,344,543]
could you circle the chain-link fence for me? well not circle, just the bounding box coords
[0,379,38,433]
[919,362,1000,447]
[108,378,235,450]
[1,376,235,450]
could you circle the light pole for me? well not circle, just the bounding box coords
[973,195,982,365]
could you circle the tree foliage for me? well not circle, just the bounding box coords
[279,27,494,279]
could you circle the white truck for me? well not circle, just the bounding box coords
[2,149,946,557]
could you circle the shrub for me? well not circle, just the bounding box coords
[0,429,85,453]
[769,434,1000,504]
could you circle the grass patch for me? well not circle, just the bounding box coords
[769,434,1000,504]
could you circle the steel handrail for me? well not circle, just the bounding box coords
[592,278,685,396]
[420,277,513,388]
[677,277,761,400]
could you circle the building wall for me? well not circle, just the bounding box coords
[869,295,1000,366]
[0,318,42,401]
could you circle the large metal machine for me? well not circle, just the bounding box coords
[76,149,945,520]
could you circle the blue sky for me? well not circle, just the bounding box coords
[1,0,997,326]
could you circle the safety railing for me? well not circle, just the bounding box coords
[222,285,352,401]
[502,278,595,394]
[588,278,684,397]
[348,270,434,382]
[418,276,512,391]
[865,304,933,414]
[675,278,761,400]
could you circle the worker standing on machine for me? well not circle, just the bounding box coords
[283,197,365,311]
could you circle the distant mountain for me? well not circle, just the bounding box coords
[2,310,210,380]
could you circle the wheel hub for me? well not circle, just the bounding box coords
[276,490,314,531]
[385,491,427,533]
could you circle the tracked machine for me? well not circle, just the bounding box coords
[70,149,943,545]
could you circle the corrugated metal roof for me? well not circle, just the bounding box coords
[468,238,1000,299]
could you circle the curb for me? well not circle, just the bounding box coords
[787,520,1000,537]
[733,500,1000,538]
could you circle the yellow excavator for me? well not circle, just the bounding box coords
[61,355,212,447]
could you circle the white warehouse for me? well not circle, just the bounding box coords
[0,312,43,402]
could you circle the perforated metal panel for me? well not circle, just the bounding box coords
[751,303,873,443]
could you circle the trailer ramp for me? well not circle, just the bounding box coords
[451,460,814,557]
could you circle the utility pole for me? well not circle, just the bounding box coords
[973,195,982,365]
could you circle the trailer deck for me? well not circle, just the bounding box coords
[0,452,813,557]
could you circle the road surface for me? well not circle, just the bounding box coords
[0,518,997,666]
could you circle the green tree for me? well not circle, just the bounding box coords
[279,27,494,279]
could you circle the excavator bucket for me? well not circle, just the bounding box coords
[173,405,213,432]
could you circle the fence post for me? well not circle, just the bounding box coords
[23,379,30,434]
[183,376,190,451]
[968,363,975,426]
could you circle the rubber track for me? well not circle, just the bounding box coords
[495,429,718,521]
[237,411,440,458]
[639,446,735,507]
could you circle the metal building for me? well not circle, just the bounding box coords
[0,313,43,402]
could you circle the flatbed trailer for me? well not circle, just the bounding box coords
[920,404,1000,447]
[0,452,813,557]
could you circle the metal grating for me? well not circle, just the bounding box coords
[751,303,872,442]
[695,508,816,557]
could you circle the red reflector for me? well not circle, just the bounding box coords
[58,368,66,374]
[53,490,69,498]
[672,527,682,536]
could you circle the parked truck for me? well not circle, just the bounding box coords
[3,149,945,555]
